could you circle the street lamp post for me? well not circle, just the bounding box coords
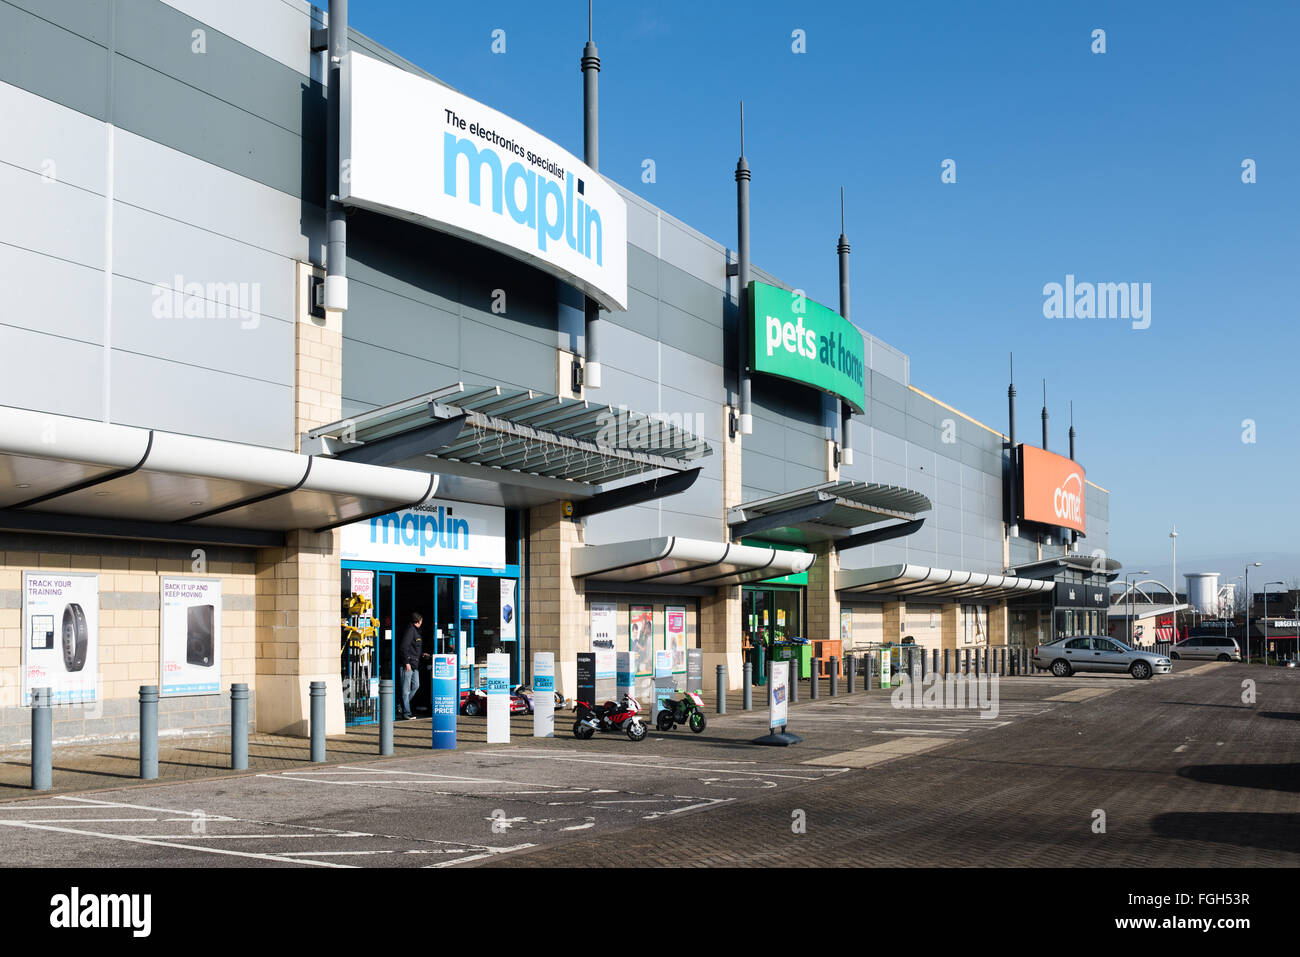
[1245,563,1261,663]
[1124,571,1149,646]
[1264,581,1284,666]
[1169,524,1177,637]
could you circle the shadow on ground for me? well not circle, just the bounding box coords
[1150,812,1300,854]
[1176,762,1300,792]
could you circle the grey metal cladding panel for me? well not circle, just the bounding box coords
[742,416,785,459]
[658,510,724,542]
[347,214,470,318]
[111,276,294,387]
[935,452,961,485]
[869,339,908,384]
[659,260,725,329]
[0,245,103,344]
[657,383,721,438]
[905,389,939,425]
[659,301,723,366]
[785,428,825,469]
[0,2,110,120]
[584,504,661,545]
[0,165,105,268]
[659,352,723,410]
[958,440,984,469]
[6,0,111,43]
[905,415,938,451]
[461,320,555,393]
[658,218,725,292]
[741,450,786,499]
[344,279,461,369]
[624,200,658,258]
[869,403,906,442]
[785,461,825,493]
[869,371,907,412]
[662,473,722,520]
[110,350,291,448]
[598,322,659,383]
[594,366,659,416]
[342,338,459,410]
[116,0,318,141]
[626,244,659,298]
[607,285,658,342]
[0,326,102,420]
[873,427,906,467]
[112,55,321,201]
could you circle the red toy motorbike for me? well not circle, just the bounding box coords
[572,693,647,742]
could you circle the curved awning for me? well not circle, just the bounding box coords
[837,563,1055,602]
[574,536,816,589]
[728,480,931,546]
[0,406,438,544]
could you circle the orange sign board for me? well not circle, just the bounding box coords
[1019,445,1086,534]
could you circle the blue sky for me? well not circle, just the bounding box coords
[349,1,1300,582]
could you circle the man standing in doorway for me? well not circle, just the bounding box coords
[399,612,424,719]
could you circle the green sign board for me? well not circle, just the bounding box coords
[749,280,866,412]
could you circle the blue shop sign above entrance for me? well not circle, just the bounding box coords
[340,500,506,569]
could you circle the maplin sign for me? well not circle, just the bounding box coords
[748,281,866,412]
[339,501,506,570]
[340,52,627,312]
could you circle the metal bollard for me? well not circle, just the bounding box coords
[810,660,820,699]
[743,662,752,711]
[231,683,249,770]
[919,647,926,680]
[31,687,52,791]
[829,657,839,697]
[716,664,726,714]
[310,680,326,763]
[964,649,971,675]
[847,655,856,693]
[789,659,798,703]
[139,685,159,780]
[379,678,394,756]
[932,648,939,676]
[943,648,950,676]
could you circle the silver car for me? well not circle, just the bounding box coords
[1033,635,1171,680]
[1170,635,1241,662]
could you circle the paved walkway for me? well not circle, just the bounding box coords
[0,667,1068,800]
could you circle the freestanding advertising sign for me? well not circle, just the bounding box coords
[595,647,616,705]
[430,654,458,750]
[686,648,703,694]
[532,652,555,738]
[770,660,790,729]
[22,571,99,705]
[880,647,893,689]
[486,652,510,743]
[159,577,222,697]
[576,652,595,709]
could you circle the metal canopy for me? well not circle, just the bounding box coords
[305,383,712,508]
[0,405,438,544]
[573,536,816,589]
[728,481,932,545]
[1008,554,1122,582]
[837,564,1055,602]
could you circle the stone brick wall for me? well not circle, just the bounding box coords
[0,533,257,748]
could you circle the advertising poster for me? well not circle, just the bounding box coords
[590,601,616,650]
[630,605,654,677]
[880,647,892,689]
[430,654,458,750]
[595,648,616,705]
[654,649,675,716]
[22,571,99,706]
[350,569,375,606]
[770,660,789,729]
[616,651,633,700]
[532,652,554,738]
[666,605,687,673]
[459,576,479,620]
[499,579,517,641]
[485,652,510,743]
[160,577,222,697]
[840,609,852,643]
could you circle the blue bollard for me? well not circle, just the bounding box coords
[310,681,326,763]
[230,683,248,770]
[139,685,159,780]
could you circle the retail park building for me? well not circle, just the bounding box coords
[0,0,1114,743]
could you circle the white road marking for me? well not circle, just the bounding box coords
[0,820,353,868]
[489,750,838,782]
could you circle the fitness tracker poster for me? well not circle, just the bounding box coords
[589,601,616,651]
[160,577,222,697]
[22,571,99,705]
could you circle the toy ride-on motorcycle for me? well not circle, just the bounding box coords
[572,694,647,742]
[655,688,707,733]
